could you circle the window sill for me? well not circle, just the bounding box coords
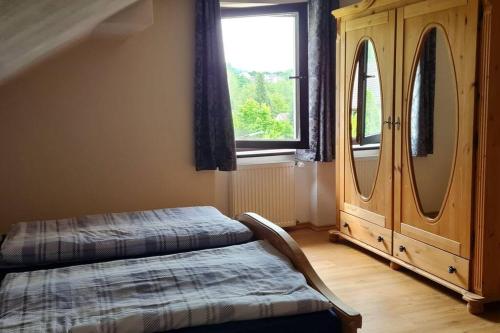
[236,149,296,158]
[352,143,380,151]
[237,150,296,166]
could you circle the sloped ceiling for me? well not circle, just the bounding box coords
[0,0,142,84]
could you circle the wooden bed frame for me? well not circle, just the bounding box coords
[237,213,362,333]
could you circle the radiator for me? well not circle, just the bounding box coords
[353,156,379,196]
[230,162,296,227]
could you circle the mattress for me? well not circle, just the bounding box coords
[0,241,332,333]
[0,206,253,266]
[168,309,341,333]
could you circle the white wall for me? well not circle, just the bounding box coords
[310,162,336,226]
[0,0,217,233]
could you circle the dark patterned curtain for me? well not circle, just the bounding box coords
[297,0,339,162]
[411,29,436,157]
[194,0,237,171]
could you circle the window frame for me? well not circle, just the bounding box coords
[221,3,309,150]
[352,42,381,147]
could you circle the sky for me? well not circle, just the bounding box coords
[221,15,296,72]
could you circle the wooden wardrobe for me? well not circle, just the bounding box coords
[331,0,500,313]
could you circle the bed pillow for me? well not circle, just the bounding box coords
[0,206,253,266]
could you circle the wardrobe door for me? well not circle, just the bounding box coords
[394,0,479,259]
[339,11,395,230]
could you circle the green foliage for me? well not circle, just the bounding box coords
[269,93,288,117]
[364,90,381,137]
[351,110,358,141]
[227,65,295,140]
[254,72,271,106]
[350,90,381,144]
[234,99,294,139]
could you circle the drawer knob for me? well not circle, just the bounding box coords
[448,266,457,274]
[343,223,349,228]
[399,245,406,253]
[377,236,384,243]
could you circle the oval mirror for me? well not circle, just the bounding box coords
[350,39,383,199]
[409,27,457,219]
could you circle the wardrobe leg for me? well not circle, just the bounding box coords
[463,294,485,315]
[389,261,402,271]
[329,230,341,243]
[465,300,484,315]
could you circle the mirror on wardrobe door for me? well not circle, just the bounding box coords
[409,26,457,219]
[350,39,383,199]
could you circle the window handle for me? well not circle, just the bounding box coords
[384,116,392,130]
[289,75,305,80]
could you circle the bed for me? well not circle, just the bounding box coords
[0,208,361,333]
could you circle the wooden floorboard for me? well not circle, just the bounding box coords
[290,229,500,333]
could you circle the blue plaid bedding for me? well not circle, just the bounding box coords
[0,241,332,333]
[0,206,253,265]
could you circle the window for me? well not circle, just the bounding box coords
[350,41,382,148]
[221,4,308,149]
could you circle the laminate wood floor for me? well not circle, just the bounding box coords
[290,229,500,333]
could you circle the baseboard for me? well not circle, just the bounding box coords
[284,222,334,232]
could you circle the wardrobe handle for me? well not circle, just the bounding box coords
[343,223,349,228]
[377,236,384,243]
[394,116,401,130]
[448,266,457,274]
[384,116,392,130]
[399,245,406,253]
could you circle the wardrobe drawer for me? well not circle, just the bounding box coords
[393,233,469,289]
[340,212,392,254]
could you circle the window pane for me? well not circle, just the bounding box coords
[363,43,382,139]
[222,15,298,141]
[351,63,360,142]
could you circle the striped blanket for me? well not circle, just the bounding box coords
[0,241,331,333]
[0,206,252,266]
